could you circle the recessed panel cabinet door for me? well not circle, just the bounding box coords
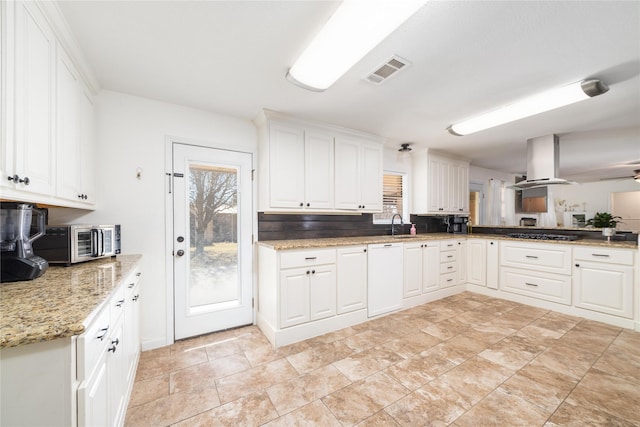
[334,137,360,209]
[573,261,633,318]
[467,239,486,286]
[270,123,305,208]
[360,142,382,211]
[304,131,334,209]
[403,243,423,298]
[423,243,440,293]
[309,265,337,321]
[13,1,56,196]
[280,268,310,328]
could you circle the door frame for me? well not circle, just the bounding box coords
[164,136,257,346]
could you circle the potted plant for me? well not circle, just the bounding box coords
[587,212,622,241]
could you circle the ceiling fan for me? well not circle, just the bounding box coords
[599,168,640,182]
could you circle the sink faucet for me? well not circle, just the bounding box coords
[391,213,403,236]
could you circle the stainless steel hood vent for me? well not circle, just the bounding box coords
[509,134,576,189]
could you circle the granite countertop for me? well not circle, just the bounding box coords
[0,254,142,349]
[258,233,638,250]
[258,233,456,250]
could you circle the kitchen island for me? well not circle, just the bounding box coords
[0,254,142,427]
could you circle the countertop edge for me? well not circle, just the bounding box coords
[0,254,142,349]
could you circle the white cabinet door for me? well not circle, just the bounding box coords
[78,351,109,427]
[11,1,56,196]
[108,317,127,427]
[56,45,81,202]
[368,243,403,317]
[427,156,441,212]
[456,241,467,284]
[423,243,440,293]
[467,239,486,286]
[573,261,633,318]
[459,163,469,213]
[360,142,383,211]
[334,137,361,210]
[304,130,334,209]
[309,264,337,321]
[486,240,499,289]
[79,89,96,205]
[403,242,423,298]
[279,267,311,328]
[270,122,305,208]
[336,246,368,314]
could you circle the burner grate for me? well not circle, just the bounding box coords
[506,233,579,241]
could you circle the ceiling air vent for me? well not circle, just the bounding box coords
[364,55,410,85]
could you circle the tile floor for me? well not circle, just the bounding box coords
[125,292,640,426]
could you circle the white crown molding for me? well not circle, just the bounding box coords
[37,1,101,95]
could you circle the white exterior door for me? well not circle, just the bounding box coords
[173,143,253,340]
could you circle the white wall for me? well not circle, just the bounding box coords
[49,90,256,350]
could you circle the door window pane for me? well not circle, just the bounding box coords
[188,165,239,308]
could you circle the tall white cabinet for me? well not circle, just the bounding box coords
[412,149,470,214]
[256,110,383,213]
[1,0,97,208]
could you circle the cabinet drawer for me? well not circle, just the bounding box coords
[573,247,634,266]
[500,242,571,275]
[78,305,110,380]
[440,241,457,251]
[500,267,571,305]
[440,251,457,263]
[280,248,336,269]
[110,286,126,325]
[440,271,457,288]
[440,261,457,274]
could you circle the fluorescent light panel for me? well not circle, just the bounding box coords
[448,79,609,136]
[287,0,427,91]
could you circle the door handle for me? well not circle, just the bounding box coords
[176,249,185,257]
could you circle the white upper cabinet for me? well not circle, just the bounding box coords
[256,111,383,213]
[334,136,382,212]
[2,1,97,208]
[6,1,56,197]
[413,150,470,214]
[56,45,95,206]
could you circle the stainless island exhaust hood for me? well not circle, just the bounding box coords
[509,134,576,189]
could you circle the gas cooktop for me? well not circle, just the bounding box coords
[506,233,579,241]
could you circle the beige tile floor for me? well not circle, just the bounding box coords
[125,292,640,426]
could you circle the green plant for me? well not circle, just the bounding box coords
[586,212,622,228]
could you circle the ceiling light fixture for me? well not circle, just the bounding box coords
[398,143,412,152]
[286,0,427,92]
[447,79,609,136]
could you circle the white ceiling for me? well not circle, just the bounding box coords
[57,0,640,183]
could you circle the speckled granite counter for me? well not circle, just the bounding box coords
[257,233,456,250]
[258,233,638,250]
[0,254,142,349]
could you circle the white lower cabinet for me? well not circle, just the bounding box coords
[279,251,337,328]
[336,246,368,314]
[78,266,142,427]
[403,241,440,297]
[486,240,499,289]
[0,262,142,427]
[467,239,486,286]
[573,247,634,319]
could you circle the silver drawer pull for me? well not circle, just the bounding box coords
[447,255,453,258]
[525,282,539,287]
[128,283,134,288]
[384,244,393,247]
[525,255,538,259]
[304,257,317,260]
[447,279,453,282]
[97,326,109,341]
[447,266,453,269]
[115,299,125,308]
[592,254,610,258]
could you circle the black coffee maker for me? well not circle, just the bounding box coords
[1,202,49,282]
[446,215,469,234]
